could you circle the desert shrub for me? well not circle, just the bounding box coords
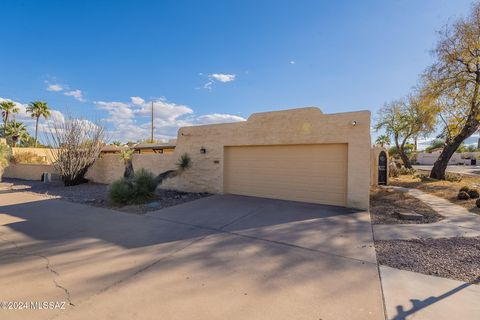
[108,179,135,205]
[108,169,157,205]
[399,167,415,175]
[177,153,191,171]
[460,186,470,193]
[457,191,470,200]
[131,169,157,198]
[10,151,47,164]
[476,198,480,208]
[445,173,462,182]
[389,163,400,178]
[414,173,434,182]
[468,189,480,199]
[0,143,11,168]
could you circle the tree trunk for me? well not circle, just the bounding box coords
[123,159,134,178]
[431,120,480,179]
[399,149,412,169]
[34,117,39,148]
[154,170,177,185]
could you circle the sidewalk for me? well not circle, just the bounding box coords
[373,186,480,240]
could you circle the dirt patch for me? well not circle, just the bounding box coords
[391,172,480,214]
[375,237,480,283]
[2,178,211,214]
[370,187,443,224]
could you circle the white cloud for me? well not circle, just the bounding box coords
[47,84,63,92]
[289,60,296,65]
[94,96,244,142]
[199,73,236,91]
[64,89,85,102]
[210,73,236,83]
[130,96,145,105]
[196,113,245,125]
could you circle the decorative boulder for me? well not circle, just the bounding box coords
[468,189,480,199]
[458,191,470,200]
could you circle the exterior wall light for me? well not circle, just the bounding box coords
[200,147,206,154]
[351,120,357,126]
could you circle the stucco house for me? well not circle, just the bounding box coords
[2,107,374,210]
[158,107,372,210]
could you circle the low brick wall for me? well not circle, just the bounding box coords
[3,164,58,181]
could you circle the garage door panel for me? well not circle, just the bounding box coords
[224,144,348,206]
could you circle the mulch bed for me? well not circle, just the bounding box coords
[376,237,480,283]
[370,187,443,224]
[1,178,211,214]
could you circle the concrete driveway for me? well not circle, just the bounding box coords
[0,191,384,320]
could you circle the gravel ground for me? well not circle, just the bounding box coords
[376,237,480,283]
[370,187,443,224]
[1,178,211,214]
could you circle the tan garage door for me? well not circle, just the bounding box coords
[224,144,348,206]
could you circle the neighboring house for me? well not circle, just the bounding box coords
[416,151,480,165]
[132,143,176,154]
[99,145,129,157]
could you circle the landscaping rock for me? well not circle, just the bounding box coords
[397,211,423,221]
[147,201,160,208]
[375,237,480,283]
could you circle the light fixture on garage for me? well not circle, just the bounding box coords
[200,147,206,154]
[351,120,357,126]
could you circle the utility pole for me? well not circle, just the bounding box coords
[151,101,154,143]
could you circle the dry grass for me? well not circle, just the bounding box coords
[370,187,442,224]
[390,171,480,214]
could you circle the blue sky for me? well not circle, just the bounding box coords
[0,0,474,143]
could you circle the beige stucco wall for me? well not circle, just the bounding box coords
[11,147,59,164]
[3,164,57,181]
[85,154,125,184]
[85,153,176,184]
[158,107,371,209]
[371,146,388,187]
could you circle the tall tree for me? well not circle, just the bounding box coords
[5,120,29,147]
[0,101,19,137]
[375,134,391,148]
[425,3,480,179]
[46,117,105,186]
[375,94,437,168]
[26,101,51,148]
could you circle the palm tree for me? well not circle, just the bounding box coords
[5,121,29,147]
[0,101,19,137]
[375,134,391,148]
[26,101,51,147]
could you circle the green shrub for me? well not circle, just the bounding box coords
[458,191,470,200]
[131,169,157,200]
[460,186,470,193]
[108,179,135,205]
[177,153,191,171]
[445,173,462,182]
[399,167,415,175]
[108,169,157,205]
[468,189,480,199]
